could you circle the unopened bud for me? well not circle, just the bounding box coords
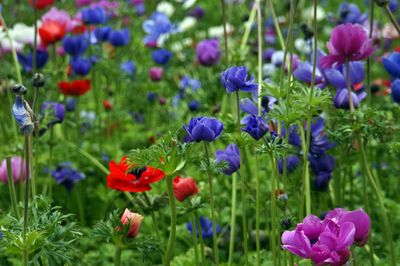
[12,84,27,95]
[32,73,45,87]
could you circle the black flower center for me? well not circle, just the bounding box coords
[129,167,147,179]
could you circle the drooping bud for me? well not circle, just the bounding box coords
[12,84,27,95]
[119,208,144,239]
[32,73,45,88]
[173,176,199,202]
[12,95,35,135]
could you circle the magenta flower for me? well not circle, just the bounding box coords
[42,7,74,32]
[282,208,370,265]
[321,23,374,68]
[0,157,26,183]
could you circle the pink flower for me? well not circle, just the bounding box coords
[42,7,74,32]
[321,23,374,68]
[76,0,92,7]
[173,176,199,202]
[149,67,164,81]
[119,209,144,239]
[0,157,26,183]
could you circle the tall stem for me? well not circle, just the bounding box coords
[31,0,40,114]
[6,157,20,218]
[366,0,374,106]
[345,59,355,112]
[255,154,261,266]
[114,246,122,266]
[203,142,219,265]
[194,210,205,264]
[269,154,278,266]
[191,211,199,266]
[266,0,285,50]
[220,0,229,66]
[164,175,177,266]
[385,5,400,36]
[23,136,32,266]
[228,172,238,266]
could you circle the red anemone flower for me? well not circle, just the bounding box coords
[29,0,54,9]
[58,79,91,96]
[106,156,165,192]
[39,20,66,46]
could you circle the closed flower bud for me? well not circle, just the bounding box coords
[13,96,35,136]
[119,208,144,239]
[32,73,45,87]
[173,176,199,202]
[12,84,27,95]
[281,218,292,230]
[149,67,164,82]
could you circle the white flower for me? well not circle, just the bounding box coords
[294,38,311,55]
[9,23,40,46]
[263,63,276,77]
[157,2,175,17]
[208,24,234,38]
[179,17,197,32]
[0,28,24,54]
[175,0,197,9]
[302,6,325,21]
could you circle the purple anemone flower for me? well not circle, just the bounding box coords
[152,49,173,65]
[308,153,335,191]
[391,79,400,103]
[215,144,240,175]
[337,3,368,25]
[334,88,366,109]
[196,39,221,67]
[108,28,130,47]
[183,117,224,142]
[324,61,364,90]
[70,57,92,76]
[187,216,221,239]
[142,12,176,46]
[62,35,89,56]
[52,162,85,192]
[239,94,276,116]
[81,6,107,24]
[321,23,374,68]
[278,155,300,174]
[94,26,112,42]
[309,118,335,155]
[180,76,201,91]
[17,50,49,72]
[120,60,135,78]
[41,101,65,127]
[382,52,400,79]
[221,66,258,93]
[282,208,371,265]
[241,115,269,140]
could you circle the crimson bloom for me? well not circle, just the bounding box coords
[118,208,144,239]
[173,176,198,202]
[321,23,374,68]
[39,20,66,46]
[58,79,91,96]
[29,0,54,9]
[106,156,165,192]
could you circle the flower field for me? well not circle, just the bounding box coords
[1,0,400,265]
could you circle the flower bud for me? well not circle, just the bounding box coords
[281,218,292,230]
[119,208,144,239]
[173,176,198,202]
[32,73,45,87]
[12,84,27,95]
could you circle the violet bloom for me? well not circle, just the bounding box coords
[187,216,221,239]
[17,50,49,72]
[180,76,201,91]
[0,157,26,183]
[120,60,135,78]
[152,49,173,65]
[391,79,400,103]
[188,100,200,111]
[241,115,269,140]
[70,57,92,76]
[325,61,364,90]
[215,144,240,175]
[188,6,204,19]
[334,88,366,109]
[62,35,89,57]
[382,52,400,79]
[149,67,163,81]
[81,6,107,24]
[239,95,277,116]
[76,0,92,7]
[108,28,130,47]
[278,155,300,174]
[309,118,335,155]
[94,26,112,42]
[52,162,85,192]
[183,117,224,142]
[196,39,220,67]
[308,153,335,191]
[321,23,374,68]
[41,101,65,127]
[325,208,371,247]
[221,66,258,93]
[337,3,368,25]
[282,212,359,265]
[143,12,176,46]
[281,125,302,147]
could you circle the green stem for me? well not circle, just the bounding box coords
[164,175,177,266]
[191,211,200,266]
[23,136,32,266]
[143,192,163,252]
[114,246,122,266]
[359,137,396,266]
[345,59,355,112]
[255,154,261,266]
[220,0,229,66]
[266,0,285,50]
[194,210,205,264]
[385,5,400,36]
[228,172,238,266]
[203,142,220,265]
[269,154,278,266]
[74,186,85,226]
[6,156,20,219]
[240,3,257,51]
[366,0,374,106]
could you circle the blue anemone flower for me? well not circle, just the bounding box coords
[51,163,85,192]
[186,217,222,239]
[17,50,49,72]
